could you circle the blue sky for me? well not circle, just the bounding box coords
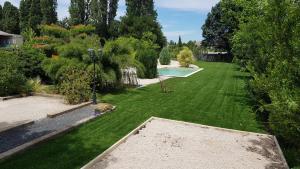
[2,0,219,42]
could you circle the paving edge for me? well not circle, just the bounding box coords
[81,117,290,169]
[47,102,92,118]
[0,121,34,134]
[0,116,96,161]
[0,107,117,161]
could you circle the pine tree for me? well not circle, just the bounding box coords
[29,0,43,33]
[2,2,20,34]
[69,0,86,25]
[178,36,183,47]
[40,0,58,24]
[19,0,32,31]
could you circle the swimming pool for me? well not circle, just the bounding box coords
[158,67,201,77]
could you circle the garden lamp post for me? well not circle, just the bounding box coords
[88,48,97,105]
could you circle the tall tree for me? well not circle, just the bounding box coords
[90,0,119,38]
[202,1,243,53]
[2,2,20,34]
[29,0,43,33]
[120,0,166,47]
[178,36,183,47]
[19,0,32,31]
[0,5,3,30]
[40,0,58,24]
[69,0,86,25]
[126,0,156,17]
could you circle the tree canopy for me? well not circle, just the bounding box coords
[1,2,20,34]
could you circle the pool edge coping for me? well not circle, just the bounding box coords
[159,68,204,78]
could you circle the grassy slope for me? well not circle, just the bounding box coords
[0,61,264,169]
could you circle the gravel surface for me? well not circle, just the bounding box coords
[89,118,286,169]
[0,96,85,132]
[0,106,94,153]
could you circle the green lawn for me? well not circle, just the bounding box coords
[0,61,265,169]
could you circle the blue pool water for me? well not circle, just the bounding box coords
[158,67,200,77]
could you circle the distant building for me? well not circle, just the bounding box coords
[0,31,23,48]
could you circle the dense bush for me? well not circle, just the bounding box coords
[18,46,46,78]
[177,47,194,67]
[70,25,96,36]
[231,0,300,155]
[137,48,158,79]
[40,24,69,38]
[0,51,26,96]
[159,47,171,65]
[60,65,91,105]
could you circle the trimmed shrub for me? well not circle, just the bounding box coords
[60,65,91,105]
[70,24,96,36]
[40,24,69,38]
[159,47,171,65]
[177,47,194,67]
[137,49,158,79]
[0,51,26,96]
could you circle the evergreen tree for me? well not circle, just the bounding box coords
[69,0,86,25]
[90,0,119,38]
[126,0,156,17]
[178,36,183,47]
[40,0,58,24]
[0,5,2,30]
[2,2,20,34]
[29,0,43,33]
[120,0,166,47]
[19,0,32,31]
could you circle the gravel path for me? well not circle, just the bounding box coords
[89,118,286,169]
[0,106,94,154]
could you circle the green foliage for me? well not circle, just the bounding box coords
[231,0,300,163]
[40,0,57,24]
[159,47,171,65]
[1,1,20,34]
[21,28,37,43]
[137,48,158,79]
[0,50,26,96]
[177,47,194,67]
[0,5,3,30]
[69,0,86,25]
[29,0,43,33]
[178,36,183,47]
[26,77,46,93]
[60,65,91,105]
[120,15,166,48]
[40,24,69,38]
[19,0,32,32]
[18,46,46,78]
[202,1,243,52]
[70,24,95,36]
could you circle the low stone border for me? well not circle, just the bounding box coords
[47,102,92,118]
[81,117,289,169]
[0,120,34,134]
[0,106,116,161]
[0,93,61,102]
[0,94,25,101]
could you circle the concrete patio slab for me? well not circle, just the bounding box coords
[82,117,288,169]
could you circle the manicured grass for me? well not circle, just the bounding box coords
[0,61,264,169]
